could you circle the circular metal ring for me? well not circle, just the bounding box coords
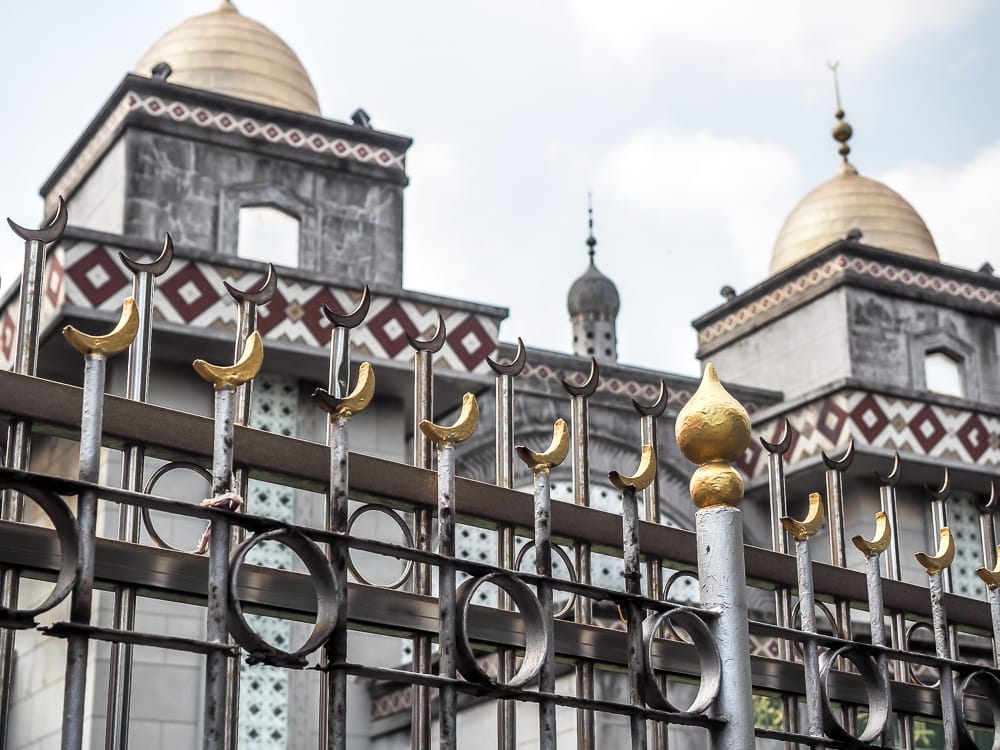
[513,540,577,618]
[454,571,547,688]
[140,461,213,552]
[955,669,1000,750]
[0,481,79,627]
[904,621,941,688]
[789,598,842,659]
[641,607,721,714]
[660,571,700,640]
[228,528,338,668]
[345,504,414,590]
[818,645,890,744]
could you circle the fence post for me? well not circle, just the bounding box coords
[675,364,755,749]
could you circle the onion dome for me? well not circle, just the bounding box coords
[135,0,321,116]
[769,96,938,275]
[568,215,620,319]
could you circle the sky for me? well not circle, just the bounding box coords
[1,1,998,377]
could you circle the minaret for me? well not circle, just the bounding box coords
[567,198,620,363]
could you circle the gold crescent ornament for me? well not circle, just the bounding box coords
[515,418,569,473]
[192,332,264,390]
[63,297,140,357]
[418,393,479,447]
[915,527,955,576]
[780,492,825,541]
[608,444,657,492]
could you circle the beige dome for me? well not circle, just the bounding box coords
[770,163,939,274]
[135,1,320,116]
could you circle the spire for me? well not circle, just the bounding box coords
[586,191,597,264]
[828,61,856,175]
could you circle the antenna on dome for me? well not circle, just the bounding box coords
[827,61,855,172]
[586,191,597,264]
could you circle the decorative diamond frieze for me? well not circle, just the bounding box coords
[742,390,1000,476]
[40,243,500,375]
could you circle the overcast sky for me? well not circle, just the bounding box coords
[1,1,998,377]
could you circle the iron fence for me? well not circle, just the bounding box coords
[0,204,997,750]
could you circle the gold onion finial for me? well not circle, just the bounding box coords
[674,364,751,509]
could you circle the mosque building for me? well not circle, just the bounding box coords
[1,2,998,748]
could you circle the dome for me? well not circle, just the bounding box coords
[568,261,620,318]
[135,1,320,116]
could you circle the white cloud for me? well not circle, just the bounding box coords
[565,0,985,80]
[596,128,802,277]
[881,144,1000,271]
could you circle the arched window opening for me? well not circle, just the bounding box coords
[237,205,300,268]
[924,350,964,397]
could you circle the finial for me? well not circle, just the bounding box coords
[827,61,855,173]
[218,0,238,12]
[674,364,751,509]
[585,192,597,264]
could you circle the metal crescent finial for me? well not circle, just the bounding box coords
[321,285,371,329]
[119,233,174,277]
[780,492,825,541]
[418,393,479,447]
[631,381,667,417]
[924,468,952,502]
[62,297,140,356]
[223,264,278,305]
[980,482,998,513]
[915,527,955,575]
[977,546,1000,589]
[192,331,264,390]
[562,357,599,398]
[486,337,526,377]
[852,511,891,558]
[515,418,570,472]
[406,313,446,353]
[760,418,793,455]
[608,444,657,493]
[821,438,855,472]
[312,362,376,420]
[827,60,843,112]
[7,195,68,244]
[873,452,901,487]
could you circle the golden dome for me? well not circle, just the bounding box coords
[135,1,320,116]
[770,164,939,274]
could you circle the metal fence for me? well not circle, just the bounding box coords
[0,204,998,750]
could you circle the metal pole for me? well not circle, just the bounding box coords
[562,358,597,750]
[409,315,444,750]
[311,360,374,750]
[315,287,370,750]
[59,298,139,750]
[0,198,67,745]
[675,364,755,750]
[192,332,264,750]
[515,418,568,750]
[852,513,892,744]
[761,421,796,745]
[925,470,959,659]
[487,338,525,750]
[106,236,173,750]
[915,528,957,749]
[633,386,666,750]
[416,392,477,750]
[220,267,276,750]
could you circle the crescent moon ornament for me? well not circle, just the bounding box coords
[515,418,569,472]
[7,195,67,244]
[312,362,376,420]
[119,233,174,277]
[562,357,599,398]
[780,492,825,541]
[486,337,526,377]
[406,313,446,353]
[915,527,955,575]
[631,381,667,418]
[418,393,479,447]
[977,547,1000,589]
[322,285,371,329]
[224,263,278,305]
[852,512,891,558]
[193,331,264,390]
[63,297,140,357]
[608,444,657,493]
